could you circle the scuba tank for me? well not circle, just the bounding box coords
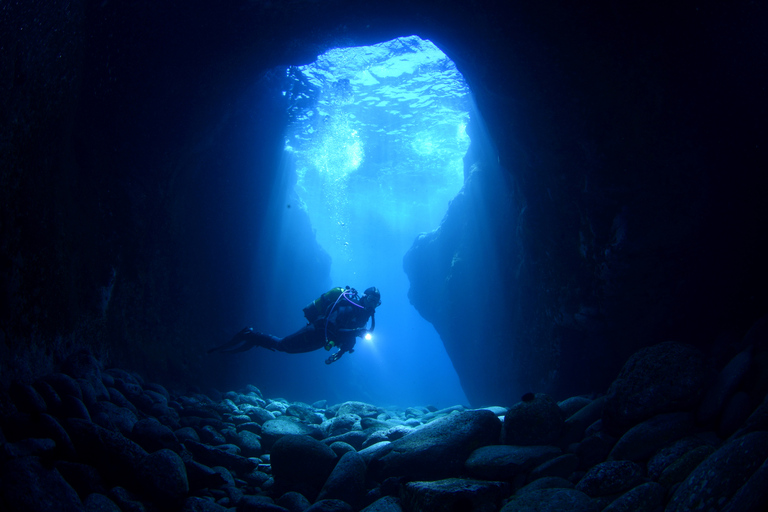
[302,287,347,323]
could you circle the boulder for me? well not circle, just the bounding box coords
[136,449,189,504]
[698,347,753,423]
[33,380,63,413]
[317,450,367,508]
[61,395,92,421]
[718,391,754,437]
[575,460,643,497]
[721,456,768,512]
[658,445,715,488]
[360,496,403,512]
[730,393,768,439]
[516,477,574,495]
[245,406,276,425]
[304,499,353,512]
[107,486,145,512]
[602,342,708,435]
[336,401,380,418]
[328,441,357,458]
[401,478,509,512]
[55,461,107,498]
[465,445,561,480]
[363,426,412,449]
[236,429,262,457]
[65,418,148,484]
[176,426,201,443]
[368,409,501,481]
[183,459,227,490]
[601,482,664,512]
[2,413,76,460]
[500,488,598,512]
[44,373,83,402]
[2,437,57,458]
[275,491,312,512]
[324,414,362,437]
[145,383,170,401]
[558,397,593,418]
[666,431,768,512]
[83,493,121,512]
[0,456,84,512]
[90,401,138,435]
[286,402,322,424]
[76,378,98,408]
[9,382,47,414]
[184,440,257,475]
[572,432,615,470]
[199,424,226,445]
[561,396,605,445]
[63,352,110,401]
[503,394,565,446]
[324,430,368,450]
[645,436,709,480]
[131,417,181,453]
[107,387,139,415]
[271,434,338,501]
[608,412,694,461]
[181,496,230,512]
[528,453,579,481]
[261,418,322,448]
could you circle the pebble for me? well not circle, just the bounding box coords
[2,337,767,512]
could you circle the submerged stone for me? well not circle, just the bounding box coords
[401,478,509,512]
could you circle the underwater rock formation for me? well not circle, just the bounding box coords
[2,327,768,511]
[2,0,767,430]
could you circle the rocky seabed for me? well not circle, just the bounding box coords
[2,323,768,512]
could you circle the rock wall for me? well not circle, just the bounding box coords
[2,1,767,403]
[405,2,768,404]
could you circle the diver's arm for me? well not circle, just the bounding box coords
[325,337,356,364]
[325,350,345,364]
[337,327,367,336]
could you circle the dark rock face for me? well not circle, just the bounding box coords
[2,0,767,411]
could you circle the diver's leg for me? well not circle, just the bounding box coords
[208,328,280,353]
[273,324,326,354]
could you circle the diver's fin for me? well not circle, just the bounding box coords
[208,327,258,354]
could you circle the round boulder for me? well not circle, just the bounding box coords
[136,448,189,504]
[503,394,565,446]
[271,434,338,501]
[602,341,709,435]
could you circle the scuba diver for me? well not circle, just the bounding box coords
[209,286,381,365]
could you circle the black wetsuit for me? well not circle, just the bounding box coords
[259,301,372,354]
[210,296,374,362]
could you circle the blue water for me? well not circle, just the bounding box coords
[240,36,472,408]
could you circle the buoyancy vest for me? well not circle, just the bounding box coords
[302,287,346,323]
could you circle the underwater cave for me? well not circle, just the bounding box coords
[250,35,475,407]
[2,1,768,510]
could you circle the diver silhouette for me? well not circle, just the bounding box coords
[209,286,381,364]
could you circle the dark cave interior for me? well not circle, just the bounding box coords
[2,0,767,407]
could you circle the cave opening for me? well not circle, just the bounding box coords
[250,36,474,407]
